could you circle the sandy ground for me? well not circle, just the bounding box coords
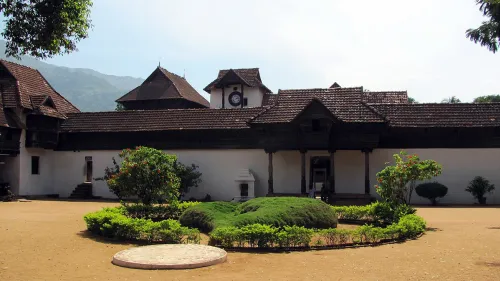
[0,201,499,281]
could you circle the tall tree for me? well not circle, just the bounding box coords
[441,96,462,103]
[466,0,500,53]
[0,0,93,59]
[474,94,500,102]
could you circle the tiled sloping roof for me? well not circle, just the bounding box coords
[60,107,265,132]
[117,67,209,108]
[158,68,209,107]
[0,78,19,108]
[204,68,271,93]
[29,95,50,107]
[0,60,79,115]
[369,103,500,127]
[262,93,278,106]
[251,88,385,124]
[362,91,408,104]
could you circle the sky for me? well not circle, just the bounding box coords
[15,0,500,102]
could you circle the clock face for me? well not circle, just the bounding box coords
[229,92,242,106]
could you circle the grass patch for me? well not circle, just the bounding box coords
[179,197,338,232]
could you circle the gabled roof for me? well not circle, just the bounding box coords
[203,68,271,93]
[0,59,79,116]
[250,87,386,124]
[362,91,408,104]
[116,67,209,108]
[368,103,500,127]
[60,107,266,133]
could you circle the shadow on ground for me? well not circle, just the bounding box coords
[77,230,145,246]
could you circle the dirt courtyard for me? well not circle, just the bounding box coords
[0,201,499,281]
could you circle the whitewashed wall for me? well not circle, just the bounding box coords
[15,146,500,204]
[209,85,264,108]
[371,149,500,205]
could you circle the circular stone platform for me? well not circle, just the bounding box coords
[112,244,227,270]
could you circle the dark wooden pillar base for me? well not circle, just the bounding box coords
[300,149,307,194]
[363,149,372,195]
[329,150,336,196]
[266,149,275,195]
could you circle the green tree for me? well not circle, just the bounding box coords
[0,0,93,59]
[473,94,500,102]
[115,103,126,111]
[466,0,500,53]
[105,147,180,206]
[375,151,442,204]
[441,96,461,103]
[408,97,418,104]
[174,161,202,198]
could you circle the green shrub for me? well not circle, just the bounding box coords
[182,197,338,232]
[124,201,200,221]
[320,228,351,246]
[415,182,448,205]
[396,214,426,238]
[83,207,200,243]
[209,224,314,248]
[466,176,495,204]
[331,202,415,225]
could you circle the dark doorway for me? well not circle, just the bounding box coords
[85,160,93,183]
[309,156,330,194]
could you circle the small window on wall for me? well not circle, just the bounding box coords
[243,97,248,107]
[31,156,40,175]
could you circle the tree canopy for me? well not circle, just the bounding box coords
[466,0,500,53]
[441,96,461,103]
[407,97,418,104]
[0,0,93,59]
[473,94,500,102]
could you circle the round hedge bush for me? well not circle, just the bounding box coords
[415,182,448,205]
[180,197,338,232]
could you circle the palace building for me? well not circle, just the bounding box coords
[1,59,499,204]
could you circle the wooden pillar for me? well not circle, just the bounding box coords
[267,150,274,195]
[363,149,371,194]
[221,87,225,108]
[329,150,336,195]
[300,150,307,194]
[241,83,244,108]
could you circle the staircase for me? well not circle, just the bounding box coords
[69,183,93,199]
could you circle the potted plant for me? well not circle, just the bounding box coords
[465,176,495,205]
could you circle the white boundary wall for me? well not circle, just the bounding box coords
[15,148,500,204]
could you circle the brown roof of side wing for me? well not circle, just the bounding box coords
[203,68,271,93]
[60,107,265,132]
[0,60,80,115]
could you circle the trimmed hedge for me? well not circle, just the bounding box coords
[331,202,416,225]
[415,182,448,205]
[209,214,426,249]
[124,201,200,221]
[83,207,200,243]
[180,197,338,232]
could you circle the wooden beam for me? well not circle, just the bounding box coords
[241,83,244,108]
[221,87,225,108]
[364,149,371,194]
[300,150,306,194]
[329,150,335,195]
[268,151,274,195]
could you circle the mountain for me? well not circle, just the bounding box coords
[0,40,143,112]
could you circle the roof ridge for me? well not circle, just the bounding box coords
[361,101,389,122]
[0,59,38,71]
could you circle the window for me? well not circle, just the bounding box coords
[243,97,248,106]
[312,119,321,132]
[31,156,40,175]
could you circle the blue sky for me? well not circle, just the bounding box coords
[16,0,500,101]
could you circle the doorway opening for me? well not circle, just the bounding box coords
[85,156,93,183]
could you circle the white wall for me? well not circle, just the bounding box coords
[209,85,264,109]
[51,149,271,200]
[371,149,500,205]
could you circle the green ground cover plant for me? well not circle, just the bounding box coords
[179,197,338,232]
